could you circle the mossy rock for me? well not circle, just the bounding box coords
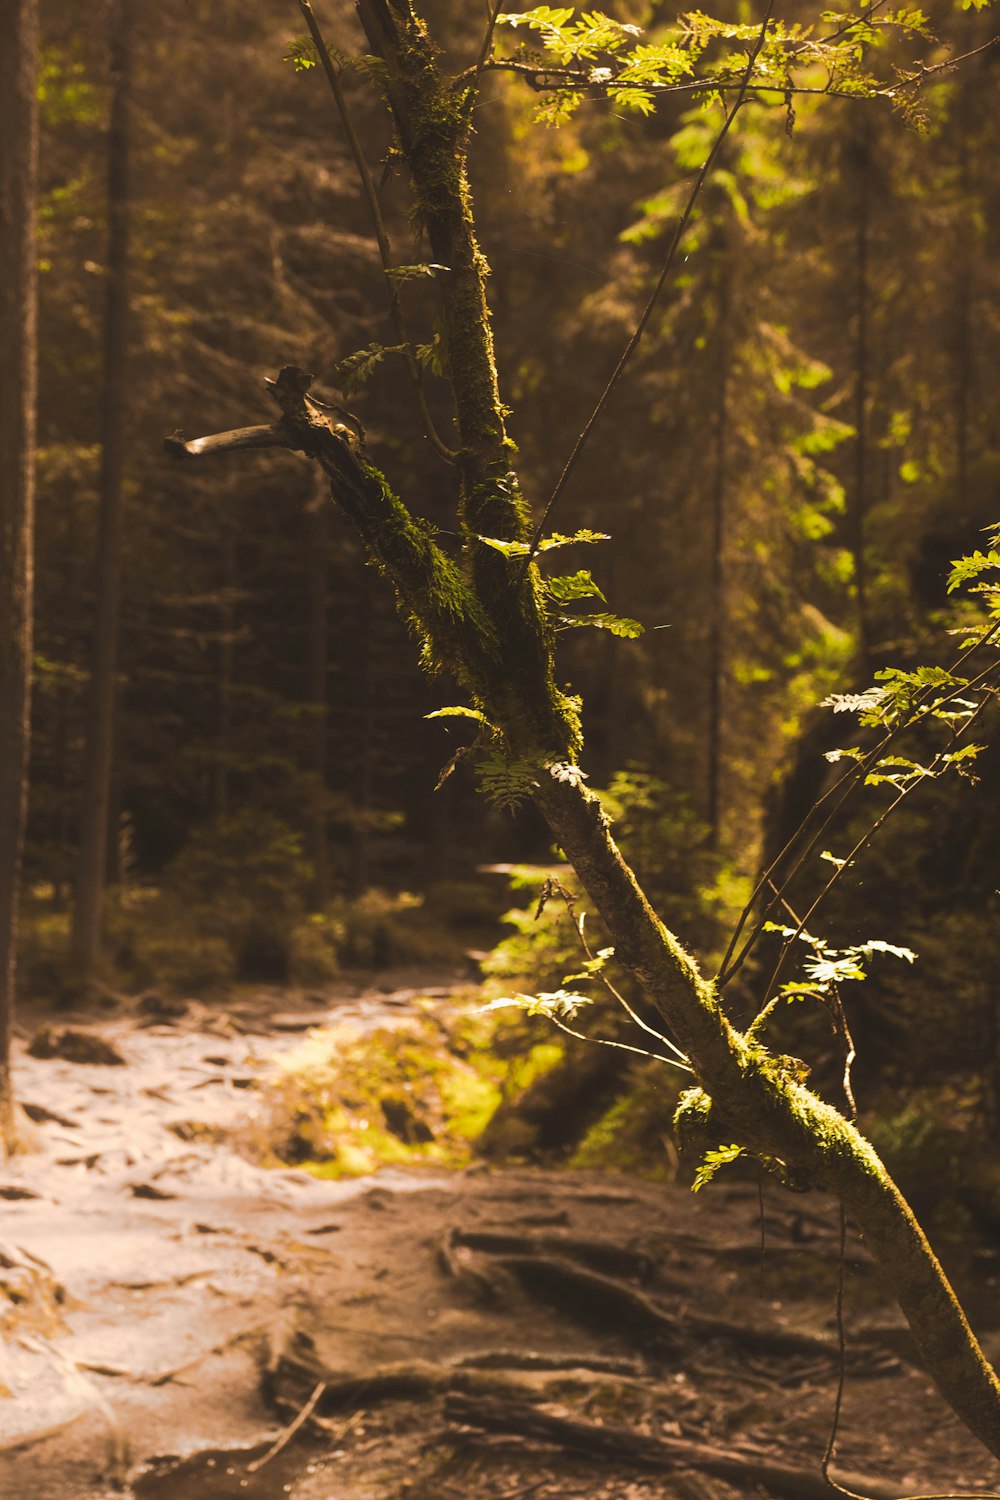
[252,1013,503,1179]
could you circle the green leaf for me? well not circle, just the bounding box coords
[947,550,1000,593]
[502,6,576,26]
[762,920,824,948]
[942,743,985,765]
[479,988,593,1020]
[804,955,866,984]
[385,262,450,282]
[546,761,589,786]
[537,529,611,552]
[334,341,399,395]
[426,705,494,728]
[779,982,824,1001]
[284,37,318,71]
[544,569,606,604]
[557,611,644,638]
[475,529,611,559]
[476,754,539,811]
[855,939,917,963]
[415,332,446,376]
[692,1143,745,1193]
[563,946,615,984]
[822,687,887,716]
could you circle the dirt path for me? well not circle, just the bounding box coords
[2,984,999,1500]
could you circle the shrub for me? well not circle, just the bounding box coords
[288,914,344,986]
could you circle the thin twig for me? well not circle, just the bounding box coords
[892,32,1000,92]
[755,682,997,1013]
[821,1207,850,1490]
[245,1380,328,1473]
[468,0,506,105]
[485,58,885,104]
[767,881,859,1122]
[717,621,1000,985]
[550,1012,692,1068]
[521,0,777,570]
[297,1,458,465]
[757,1169,766,1300]
[544,877,691,1066]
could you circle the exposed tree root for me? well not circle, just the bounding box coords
[455,1350,645,1377]
[271,1348,664,1418]
[485,1249,877,1363]
[448,1226,661,1284]
[444,1391,907,1500]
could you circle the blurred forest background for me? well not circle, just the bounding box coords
[19,0,1000,1223]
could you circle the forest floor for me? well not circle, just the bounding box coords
[1,976,999,1500]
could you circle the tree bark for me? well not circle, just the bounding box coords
[0,0,39,1152]
[71,0,134,979]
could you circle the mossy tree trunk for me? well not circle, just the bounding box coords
[167,0,1000,1461]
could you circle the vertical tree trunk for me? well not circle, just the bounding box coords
[350,575,375,896]
[306,501,331,907]
[213,533,236,821]
[706,264,729,847]
[71,0,134,978]
[954,112,973,511]
[0,0,38,1150]
[850,125,871,670]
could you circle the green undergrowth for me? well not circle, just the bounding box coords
[20,865,499,1002]
[247,999,563,1178]
[568,1059,687,1178]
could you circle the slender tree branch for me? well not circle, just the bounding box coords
[522,0,777,568]
[818,0,890,47]
[297,0,459,465]
[547,876,691,1065]
[755,684,997,1015]
[489,61,917,105]
[892,33,1000,92]
[165,424,298,460]
[717,621,1000,985]
[468,0,506,106]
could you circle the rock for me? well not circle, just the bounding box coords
[26,1026,126,1066]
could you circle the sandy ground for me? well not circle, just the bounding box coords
[1,982,999,1500]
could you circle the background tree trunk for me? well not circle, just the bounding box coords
[707,259,730,847]
[71,0,134,979]
[0,0,39,1149]
[305,501,331,907]
[850,122,872,671]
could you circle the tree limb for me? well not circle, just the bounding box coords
[296,0,458,465]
